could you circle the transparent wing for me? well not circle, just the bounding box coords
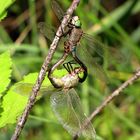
[82,33,126,64]
[13,83,34,96]
[76,33,126,82]
[82,33,105,58]
[51,0,65,21]
[50,88,96,139]
[77,42,109,83]
[38,22,56,42]
[12,83,55,98]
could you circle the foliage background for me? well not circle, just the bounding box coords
[0,0,140,140]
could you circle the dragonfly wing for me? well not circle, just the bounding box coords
[83,33,126,64]
[51,0,65,21]
[50,88,96,139]
[12,83,55,98]
[77,42,109,83]
[13,83,34,96]
[82,33,105,58]
[38,22,56,42]
[67,88,96,139]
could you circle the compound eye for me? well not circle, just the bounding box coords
[75,19,82,27]
[71,16,81,28]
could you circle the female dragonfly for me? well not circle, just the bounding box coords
[13,61,96,139]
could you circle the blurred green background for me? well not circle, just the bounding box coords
[0,0,140,140]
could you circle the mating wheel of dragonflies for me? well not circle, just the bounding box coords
[13,61,96,139]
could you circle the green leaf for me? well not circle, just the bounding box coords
[0,89,28,128]
[0,0,16,20]
[0,69,68,128]
[0,51,12,97]
[0,11,7,20]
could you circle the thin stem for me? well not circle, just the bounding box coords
[11,0,81,140]
[89,69,140,119]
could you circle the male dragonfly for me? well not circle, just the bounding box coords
[38,0,125,84]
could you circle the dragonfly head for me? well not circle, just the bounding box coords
[72,67,86,81]
[73,67,84,74]
[73,66,87,83]
[71,16,82,28]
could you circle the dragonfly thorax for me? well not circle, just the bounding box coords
[61,73,79,89]
[51,73,79,89]
[61,67,84,89]
[67,28,83,47]
[51,68,84,89]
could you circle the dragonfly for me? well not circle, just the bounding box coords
[38,0,122,84]
[47,49,87,88]
[13,61,96,139]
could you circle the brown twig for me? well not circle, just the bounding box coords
[73,69,140,140]
[11,0,81,140]
[89,69,140,119]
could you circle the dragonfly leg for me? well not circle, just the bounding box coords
[67,61,75,72]
[63,60,76,73]
[72,51,88,83]
[63,62,71,73]
[68,60,77,65]
[48,52,68,88]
